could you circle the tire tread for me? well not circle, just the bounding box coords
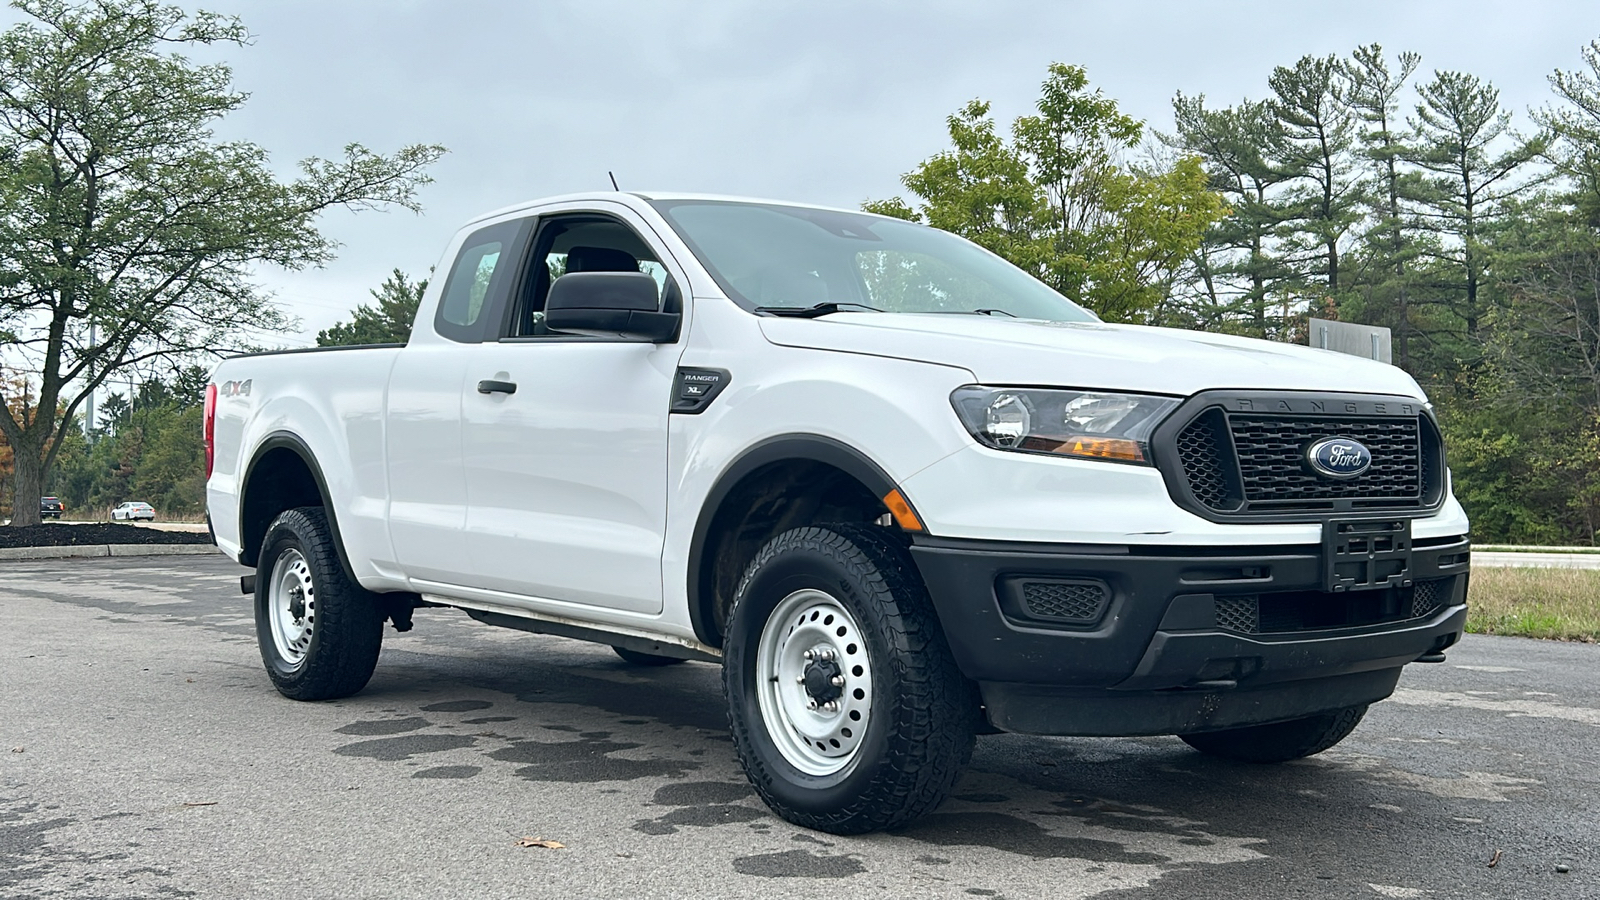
[724,524,977,834]
[257,507,383,701]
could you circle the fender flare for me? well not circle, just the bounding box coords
[685,433,908,647]
[238,430,357,582]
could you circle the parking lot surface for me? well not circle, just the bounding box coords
[2,555,1595,899]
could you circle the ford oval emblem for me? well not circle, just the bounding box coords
[1306,438,1372,479]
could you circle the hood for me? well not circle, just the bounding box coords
[759,314,1425,399]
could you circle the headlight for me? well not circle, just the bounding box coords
[950,386,1180,465]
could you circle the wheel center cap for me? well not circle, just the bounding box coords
[802,657,843,703]
[288,587,306,622]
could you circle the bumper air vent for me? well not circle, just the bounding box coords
[998,577,1112,628]
[1212,577,1455,635]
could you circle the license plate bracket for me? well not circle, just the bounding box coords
[1323,518,1412,593]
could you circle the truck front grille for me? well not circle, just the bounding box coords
[1230,416,1421,506]
[1164,395,1444,518]
[1214,577,1454,635]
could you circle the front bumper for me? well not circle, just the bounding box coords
[909,533,1469,736]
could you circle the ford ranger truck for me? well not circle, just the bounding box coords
[205,192,1471,834]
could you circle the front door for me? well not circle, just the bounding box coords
[459,209,685,613]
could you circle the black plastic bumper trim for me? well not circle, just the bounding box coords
[909,533,1470,691]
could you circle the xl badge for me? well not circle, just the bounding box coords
[1306,438,1372,479]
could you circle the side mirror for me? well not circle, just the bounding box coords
[544,272,681,342]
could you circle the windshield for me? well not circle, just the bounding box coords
[648,199,1097,322]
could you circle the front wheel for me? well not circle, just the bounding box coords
[723,524,978,834]
[254,507,384,701]
[1179,705,1368,763]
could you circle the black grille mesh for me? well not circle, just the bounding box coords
[1175,410,1238,511]
[1215,596,1260,633]
[1020,581,1108,622]
[1213,578,1454,635]
[1229,416,1421,506]
[1411,578,1448,618]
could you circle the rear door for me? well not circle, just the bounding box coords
[458,205,686,613]
[386,216,532,584]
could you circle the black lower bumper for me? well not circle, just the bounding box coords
[909,533,1470,736]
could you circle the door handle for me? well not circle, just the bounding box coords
[477,379,517,395]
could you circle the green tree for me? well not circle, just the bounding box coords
[1405,70,1543,339]
[1538,40,1600,222]
[317,269,429,346]
[1167,94,1295,336]
[867,64,1225,321]
[1268,54,1362,308]
[96,391,129,434]
[1343,45,1425,367]
[0,0,444,526]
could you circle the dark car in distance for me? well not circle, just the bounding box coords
[40,496,65,519]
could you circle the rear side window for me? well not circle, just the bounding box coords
[434,219,531,343]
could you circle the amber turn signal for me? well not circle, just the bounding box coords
[881,489,926,533]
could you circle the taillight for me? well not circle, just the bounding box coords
[203,383,218,478]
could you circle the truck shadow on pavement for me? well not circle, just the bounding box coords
[314,607,1529,893]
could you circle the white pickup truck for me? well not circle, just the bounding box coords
[205,192,1472,834]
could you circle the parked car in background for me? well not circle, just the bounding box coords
[111,501,157,522]
[39,497,65,519]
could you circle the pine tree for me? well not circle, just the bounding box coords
[317,270,430,347]
[1343,45,1423,368]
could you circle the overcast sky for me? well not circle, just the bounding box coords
[10,0,1600,346]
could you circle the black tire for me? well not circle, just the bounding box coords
[723,524,979,835]
[1179,705,1368,763]
[254,507,384,701]
[611,646,686,667]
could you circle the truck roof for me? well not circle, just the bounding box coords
[459,191,882,228]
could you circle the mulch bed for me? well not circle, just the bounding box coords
[0,523,213,549]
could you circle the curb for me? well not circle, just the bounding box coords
[0,544,222,562]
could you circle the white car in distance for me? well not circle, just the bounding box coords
[111,501,156,522]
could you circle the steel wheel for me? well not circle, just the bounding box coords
[755,588,875,777]
[268,548,316,668]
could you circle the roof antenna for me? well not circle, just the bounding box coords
[608,171,620,191]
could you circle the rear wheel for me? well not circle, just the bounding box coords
[1179,705,1368,763]
[611,646,686,667]
[723,524,978,834]
[254,507,384,701]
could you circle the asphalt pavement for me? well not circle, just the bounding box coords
[1,556,1595,899]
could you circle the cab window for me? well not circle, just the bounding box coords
[513,215,668,337]
[435,219,530,343]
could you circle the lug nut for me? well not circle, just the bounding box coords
[806,699,818,711]
[803,649,815,660]
[823,701,839,712]
[796,675,806,684]
[830,675,845,687]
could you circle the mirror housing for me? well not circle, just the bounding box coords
[544,272,680,342]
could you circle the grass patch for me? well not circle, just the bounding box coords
[1467,567,1600,642]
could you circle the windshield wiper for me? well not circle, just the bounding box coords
[756,301,883,318]
[972,308,1016,317]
